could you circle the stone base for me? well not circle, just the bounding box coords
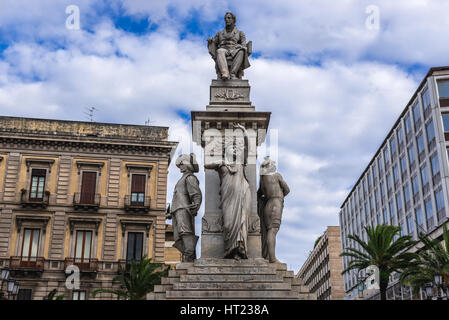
[149,258,316,300]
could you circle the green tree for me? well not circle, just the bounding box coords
[92,255,169,300]
[45,289,64,300]
[340,224,416,300]
[400,223,449,298]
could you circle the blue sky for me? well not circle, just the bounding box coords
[1,0,449,272]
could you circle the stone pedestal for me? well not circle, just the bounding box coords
[191,79,270,259]
[150,258,316,300]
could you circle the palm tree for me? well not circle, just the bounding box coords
[92,255,169,300]
[400,223,449,298]
[44,289,64,300]
[340,224,416,300]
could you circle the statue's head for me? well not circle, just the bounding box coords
[176,153,199,173]
[260,156,276,175]
[224,12,236,26]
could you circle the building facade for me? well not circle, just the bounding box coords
[297,226,345,300]
[164,224,181,269]
[339,67,449,300]
[0,116,177,300]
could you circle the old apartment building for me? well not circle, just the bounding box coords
[297,226,345,300]
[0,116,177,300]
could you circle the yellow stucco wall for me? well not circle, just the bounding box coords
[0,154,6,193]
[17,156,59,194]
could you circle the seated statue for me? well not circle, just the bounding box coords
[208,12,252,80]
[257,157,290,263]
[166,154,202,262]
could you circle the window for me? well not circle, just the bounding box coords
[75,230,92,263]
[397,127,404,144]
[411,175,419,195]
[131,174,146,205]
[403,184,410,203]
[435,189,445,212]
[369,196,374,210]
[405,114,412,134]
[412,103,421,124]
[367,172,372,187]
[396,193,402,211]
[17,289,33,300]
[425,199,433,219]
[378,157,383,172]
[437,80,449,98]
[389,200,395,220]
[400,156,407,174]
[442,114,449,132]
[73,291,86,300]
[80,171,97,204]
[417,134,425,154]
[383,208,389,225]
[380,181,385,197]
[390,138,397,156]
[393,165,399,182]
[363,179,367,193]
[407,216,414,235]
[421,165,429,185]
[426,120,435,142]
[415,207,423,226]
[375,189,379,204]
[29,169,46,200]
[386,173,392,190]
[384,147,390,163]
[430,154,440,176]
[126,232,143,264]
[400,222,406,236]
[373,164,377,181]
[408,145,415,165]
[21,228,40,262]
[422,88,430,110]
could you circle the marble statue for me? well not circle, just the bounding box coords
[204,123,251,260]
[257,157,290,263]
[166,154,202,262]
[207,12,252,80]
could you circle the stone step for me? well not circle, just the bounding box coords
[180,274,284,283]
[193,258,269,268]
[184,266,277,275]
[165,290,301,300]
[172,282,291,291]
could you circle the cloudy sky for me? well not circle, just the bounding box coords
[1,0,448,272]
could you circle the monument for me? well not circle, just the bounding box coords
[151,12,315,300]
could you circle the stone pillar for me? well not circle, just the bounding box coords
[192,79,270,259]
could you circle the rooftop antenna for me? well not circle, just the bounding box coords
[84,107,98,122]
[145,117,155,126]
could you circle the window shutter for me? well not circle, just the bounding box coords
[80,171,97,203]
[131,174,146,193]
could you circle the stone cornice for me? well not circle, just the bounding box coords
[0,135,178,158]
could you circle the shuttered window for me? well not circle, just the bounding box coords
[21,228,40,262]
[131,174,145,204]
[80,171,96,204]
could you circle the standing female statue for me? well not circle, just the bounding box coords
[204,124,251,260]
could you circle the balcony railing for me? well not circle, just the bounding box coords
[73,192,101,210]
[9,256,45,272]
[64,258,99,273]
[124,195,151,212]
[20,189,50,208]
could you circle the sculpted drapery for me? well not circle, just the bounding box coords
[204,124,250,260]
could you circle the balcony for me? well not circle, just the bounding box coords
[124,195,151,213]
[9,256,45,276]
[73,192,100,210]
[64,258,99,275]
[20,189,50,208]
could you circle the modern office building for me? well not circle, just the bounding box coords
[0,116,177,300]
[339,66,449,300]
[297,226,345,300]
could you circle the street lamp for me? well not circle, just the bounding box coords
[6,278,15,299]
[424,282,434,300]
[12,281,19,300]
[0,266,10,300]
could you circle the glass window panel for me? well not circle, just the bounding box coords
[431,155,440,176]
[405,115,412,134]
[422,88,430,109]
[30,229,40,260]
[22,229,31,258]
[437,80,449,98]
[421,165,429,185]
[417,134,424,153]
[426,121,435,142]
[425,199,433,218]
[443,115,449,132]
[413,103,421,123]
[75,231,84,260]
[416,208,423,226]
[73,291,79,300]
[83,231,92,261]
[408,146,415,164]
